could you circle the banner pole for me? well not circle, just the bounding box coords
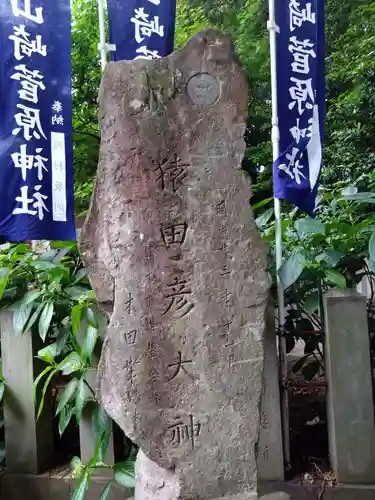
[97,0,107,71]
[267,0,291,470]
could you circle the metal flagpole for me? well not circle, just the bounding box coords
[97,0,116,71]
[97,0,108,71]
[267,0,291,470]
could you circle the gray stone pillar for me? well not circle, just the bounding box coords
[0,311,53,473]
[324,289,375,483]
[257,307,284,481]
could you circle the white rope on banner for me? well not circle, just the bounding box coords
[267,0,291,470]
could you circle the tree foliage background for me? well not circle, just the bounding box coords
[71,0,375,210]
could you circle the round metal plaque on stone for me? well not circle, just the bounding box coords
[187,73,220,106]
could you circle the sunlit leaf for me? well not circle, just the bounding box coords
[37,343,58,364]
[37,368,56,420]
[75,377,86,424]
[38,300,54,341]
[57,352,82,375]
[325,269,346,288]
[59,404,75,436]
[56,378,78,415]
[12,300,33,335]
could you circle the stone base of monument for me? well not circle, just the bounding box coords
[134,450,290,500]
[259,494,291,500]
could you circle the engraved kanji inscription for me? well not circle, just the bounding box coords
[167,351,193,381]
[152,155,190,193]
[215,200,226,216]
[163,277,195,318]
[145,295,154,307]
[142,315,155,331]
[167,415,201,450]
[161,222,187,248]
[125,292,134,315]
[222,288,232,307]
[221,263,231,277]
[125,329,137,345]
[124,356,140,386]
[219,318,232,332]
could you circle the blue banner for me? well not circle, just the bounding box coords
[107,0,176,61]
[273,0,325,214]
[0,0,75,241]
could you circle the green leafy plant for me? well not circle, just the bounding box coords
[256,180,375,379]
[0,241,135,498]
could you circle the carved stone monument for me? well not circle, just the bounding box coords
[80,29,285,500]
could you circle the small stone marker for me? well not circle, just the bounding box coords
[81,29,272,499]
[324,289,375,484]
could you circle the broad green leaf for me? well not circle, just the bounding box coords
[321,250,344,268]
[278,250,306,290]
[31,260,61,271]
[304,293,320,314]
[86,307,98,327]
[0,382,5,403]
[83,325,98,360]
[73,268,88,284]
[255,207,274,228]
[295,217,325,237]
[342,186,358,196]
[59,404,75,436]
[23,302,45,334]
[0,269,10,301]
[65,286,90,301]
[56,378,78,415]
[325,269,346,288]
[23,290,43,305]
[38,300,54,341]
[75,378,86,424]
[32,366,53,403]
[340,192,375,203]
[252,197,273,210]
[114,460,136,488]
[72,304,84,335]
[50,240,76,250]
[37,368,56,420]
[56,326,71,355]
[57,352,82,375]
[37,342,58,364]
[97,427,112,463]
[72,472,89,500]
[12,300,33,335]
[369,233,375,263]
[92,404,111,441]
[100,481,114,500]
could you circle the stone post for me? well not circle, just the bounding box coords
[0,311,54,473]
[257,306,284,481]
[324,289,375,483]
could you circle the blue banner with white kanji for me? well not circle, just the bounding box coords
[273,0,325,214]
[107,0,176,61]
[0,0,75,241]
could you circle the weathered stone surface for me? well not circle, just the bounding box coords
[80,29,270,499]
